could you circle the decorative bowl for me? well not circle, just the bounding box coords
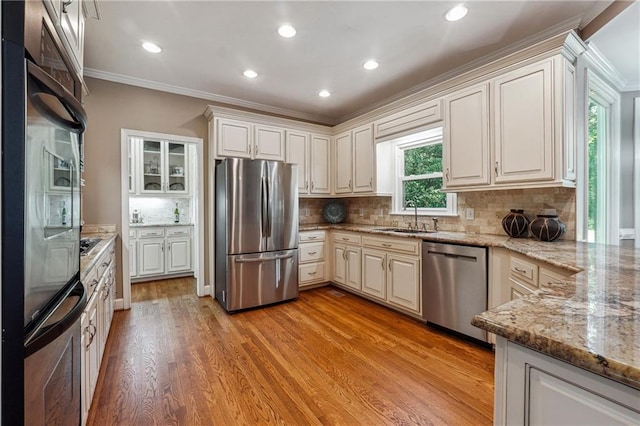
[322,200,347,224]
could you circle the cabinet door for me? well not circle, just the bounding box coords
[387,254,420,313]
[345,247,362,291]
[80,311,89,426]
[286,130,309,194]
[140,140,165,193]
[310,134,331,194]
[361,248,386,300]
[166,142,188,194]
[166,237,192,273]
[129,240,137,277]
[138,238,165,276]
[443,83,490,187]
[254,124,285,161]
[352,124,374,193]
[85,294,100,409]
[334,131,353,193]
[97,281,107,361]
[216,118,252,158]
[128,138,136,193]
[494,59,554,183]
[332,244,346,285]
[59,0,85,74]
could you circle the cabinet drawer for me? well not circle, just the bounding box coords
[138,228,165,238]
[362,236,420,255]
[299,242,324,263]
[332,232,361,245]
[300,231,325,242]
[83,267,99,299]
[539,267,571,287]
[510,257,538,287]
[299,262,326,283]
[167,227,192,236]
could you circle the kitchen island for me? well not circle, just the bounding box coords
[301,223,640,423]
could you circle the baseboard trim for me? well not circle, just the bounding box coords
[115,298,125,311]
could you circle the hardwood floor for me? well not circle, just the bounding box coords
[88,278,494,425]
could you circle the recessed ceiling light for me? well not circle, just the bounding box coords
[445,5,468,22]
[278,24,296,38]
[318,90,331,98]
[142,41,162,53]
[243,69,258,78]
[363,60,379,70]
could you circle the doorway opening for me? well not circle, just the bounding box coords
[120,129,206,309]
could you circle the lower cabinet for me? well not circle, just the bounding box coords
[298,231,328,289]
[495,337,640,425]
[133,225,193,280]
[81,238,116,426]
[332,242,362,291]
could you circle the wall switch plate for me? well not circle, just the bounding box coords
[359,208,364,217]
[465,208,475,220]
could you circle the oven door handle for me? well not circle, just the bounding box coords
[26,60,87,133]
[24,280,87,357]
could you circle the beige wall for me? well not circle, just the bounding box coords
[82,78,213,298]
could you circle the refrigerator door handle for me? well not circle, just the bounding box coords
[261,176,269,240]
[265,170,271,237]
[234,253,294,264]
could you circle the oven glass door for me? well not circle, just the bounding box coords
[24,60,86,329]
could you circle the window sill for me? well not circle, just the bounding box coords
[389,211,459,217]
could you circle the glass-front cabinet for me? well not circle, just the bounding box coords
[130,138,189,195]
[49,128,79,191]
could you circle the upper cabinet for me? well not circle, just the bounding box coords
[333,124,375,194]
[43,0,87,77]
[373,99,442,141]
[286,131,330,196]
[130,139,190,195]
[214,118,285,161]
[442,55,577,192]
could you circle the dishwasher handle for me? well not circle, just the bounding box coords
[427,250,478,262]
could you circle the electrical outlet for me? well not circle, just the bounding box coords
[359,208,364,217]
[304,208,310,217]
[465,208,475,220]
[377,208,384,216]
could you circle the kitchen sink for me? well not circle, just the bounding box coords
[374,228,437,234]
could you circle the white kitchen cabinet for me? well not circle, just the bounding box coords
[495,337,640,426]
[334,124,375,195]
[59,0,85,75]
[443,83,490,188]
[166,236,192,273]
[352,124,375,193]
[332,232,362,291]
[310,135,331,194]
[129,231,137,278]
[286,132,331,195]
[137,140,189,195]
[254,124,285,161]
[361,244,421,314]
[493,59,554,184]
[133,226,193,280]
[81,290,99,426]
[334,131,353,194]
[138,238,165,276]
[214,117,286,161]
[373,99,442,140]
[298,231,327,288]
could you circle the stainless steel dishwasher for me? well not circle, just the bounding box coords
[422,242,488,343]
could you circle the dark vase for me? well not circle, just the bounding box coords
[501,209,529,238]
[529,214,566,242]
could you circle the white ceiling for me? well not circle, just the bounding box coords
[84,1,613,125]
[588,1,640,91]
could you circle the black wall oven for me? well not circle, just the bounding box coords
[2,2,87,424]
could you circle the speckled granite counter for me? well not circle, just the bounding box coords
[80,225,117,282]
[301,223,640,389]
[130,223,193,227]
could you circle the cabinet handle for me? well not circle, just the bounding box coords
[388,260,392,271]
[162,243,164,252]
[308,251,317,255]
[445,168,450,182]
[495,161,499,177]
[381,243,392,247]
[308,271,317,276]
[90,279,98,288]
[348,179,352,190]
[369,177,372,188]
[311,181,315,191]
[381,258,385,270]
[342,237,349,241]
[255,144,259,155]
[307,236,317,240]
[305,181,309,190]
[248,145,252,155]
[62,0,73,13]
[514,267,527,274]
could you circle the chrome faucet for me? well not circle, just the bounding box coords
[432,217,439,232]
[404,199,418,229]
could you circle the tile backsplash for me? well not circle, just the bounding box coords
[129,197,192,224]
[300,187,576,240]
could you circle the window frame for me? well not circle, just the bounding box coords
[390,129,457,216]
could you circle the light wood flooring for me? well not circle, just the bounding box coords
[88,278,494,425]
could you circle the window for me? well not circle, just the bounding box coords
[392,128,456,215]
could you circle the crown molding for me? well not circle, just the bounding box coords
[83,68,336,125]
[203,105,332,135]
[582,43,628,92]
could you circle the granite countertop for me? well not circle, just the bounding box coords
[301,223,640,389]
[130,223,193,228]
[80,232,117,282]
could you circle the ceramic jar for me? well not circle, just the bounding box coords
[529,211,566,242]
[501,209,529,238]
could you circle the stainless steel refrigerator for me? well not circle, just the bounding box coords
[215,158,299,312]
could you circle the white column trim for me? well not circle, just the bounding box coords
[634,97,640,248]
